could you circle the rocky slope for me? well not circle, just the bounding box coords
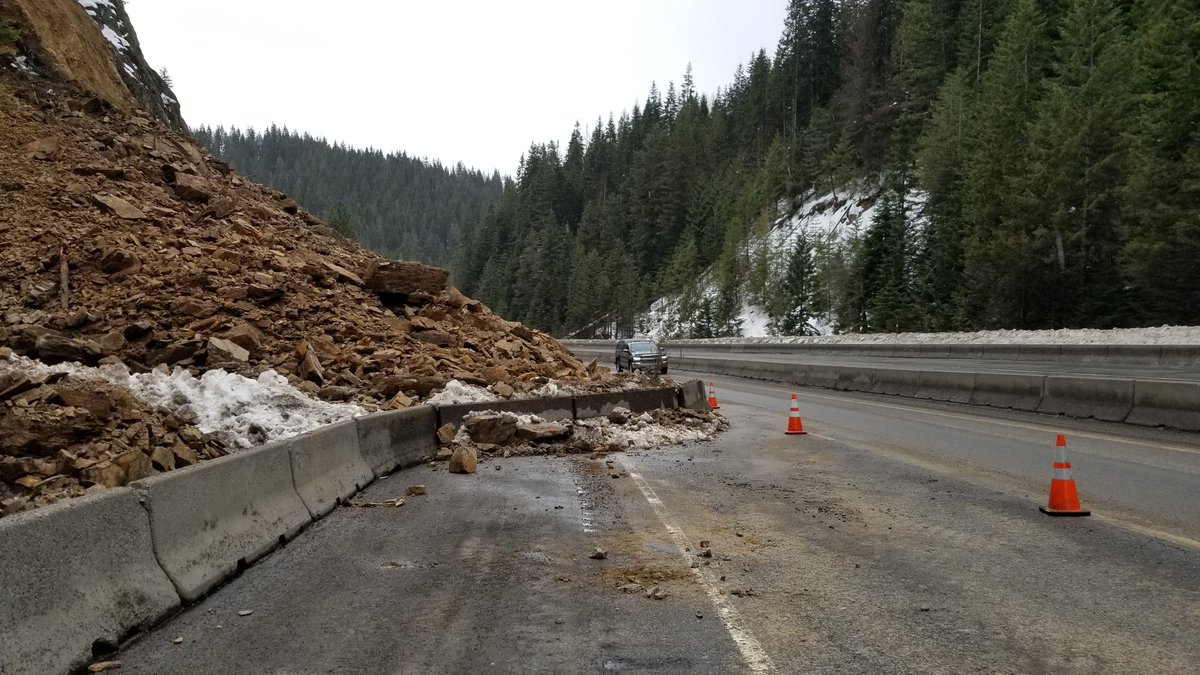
[0,11,639,516]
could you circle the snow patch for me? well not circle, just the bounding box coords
[526,380,578,398]
[426,380,498,405]
[100,25,129,51]
[6,355,364,449]
[574,415,714,448]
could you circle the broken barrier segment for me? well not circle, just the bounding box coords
[289,419,374,518]
[1125,380,1200,432]
[677,379,711,413]
[0,489,179,675]
[575,387,678,419]
[355,406,439,477]
[131,441,310,602]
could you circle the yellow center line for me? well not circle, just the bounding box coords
[695,374,1200,457]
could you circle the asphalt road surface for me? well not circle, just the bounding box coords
[117,373,1200,674]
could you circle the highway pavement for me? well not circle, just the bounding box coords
[115,372,1200,673]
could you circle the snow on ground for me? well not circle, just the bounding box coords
[574,412,715,449]
[9,355,364,448]
[526,380,578,398]
[668,325,1200,346]
[426,380,499,406]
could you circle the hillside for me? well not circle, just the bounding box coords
[0,1,622,516]
[193,125,503,268]
[452,0,1200,337]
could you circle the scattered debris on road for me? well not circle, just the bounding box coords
[237,610,253,617]
[404,485,427,496]
[589,547,608,560]
[346,497,405,508]
[87,661,121,672]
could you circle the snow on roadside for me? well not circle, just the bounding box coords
[664,325,1200,346]
[426,380,499,405]
[574,412,717,449]
[9,355,364,448]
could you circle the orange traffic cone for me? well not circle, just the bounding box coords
[708,382,720,410]
[785,394,807,435]
[1040,434,1090,516]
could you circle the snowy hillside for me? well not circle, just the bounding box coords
[636,183,927,340]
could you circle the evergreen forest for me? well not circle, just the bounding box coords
[193,125,503,268]
[201,0,1200,338]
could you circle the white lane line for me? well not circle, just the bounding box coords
[618,460,776,674]
[696,374,1200,457]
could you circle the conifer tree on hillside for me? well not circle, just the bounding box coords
[1120,0,1200,325]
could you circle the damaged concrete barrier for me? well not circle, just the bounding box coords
[0,489,179,675]
[289,419,374,518]
[355,406,439,477]
[575,387,678,419]
[677,379,711,413]
[436,396,575,426]
[1125,380,1200,431]
[1038,376,1135,422]
[969,373,1045,411]
[131,441,311,602]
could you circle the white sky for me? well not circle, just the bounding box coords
[125,0,787,176]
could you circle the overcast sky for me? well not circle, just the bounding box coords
[125,0,787,176]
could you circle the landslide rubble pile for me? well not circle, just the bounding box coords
[434,406,727,474]
[0,72,626,515]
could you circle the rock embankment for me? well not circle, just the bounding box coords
[0,68,626,515]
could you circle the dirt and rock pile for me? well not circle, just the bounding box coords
[0,55,630,514]
[433,406,727,474]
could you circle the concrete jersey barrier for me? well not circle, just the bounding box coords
[436,396,575,426]
[574,387,678,418]
[355,406,439,477]
[131,441,312,602]
[0,488,179,675]
[288,419,375,518]
[1125,380,1200,431]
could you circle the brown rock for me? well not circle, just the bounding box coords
[80,461,125,488]
[35,333,103,365]
[113,450,156,483]
[364,260,449,297]
[173,173,213,202]
[410,316,439,331]
[24,137,60,160]
[404,485,427,496]
[294,341,324,383]
[225,322,265,356]
[411,330,454,347]
[207,337,249,363]
[172,443,198,466]
[0,371,37,400]
[515,422,573,442]
[92,194,147,220]
[319,260,364,285]
[95,331,127,353]
[436,423,458,445]
[177,299,215,318]
[150,445,176,472]
[55,387,114,420]
[386,390,413,409]
[492,382,515,398]
[99,248,141,274]
[464,414,517,445]
[447,446,478,474]
[480,366,510,384]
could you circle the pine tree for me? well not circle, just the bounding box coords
[957,0,1049,327]
[768,231,817,335]
[1020,0,1134,327]
[1120,0,1200,325]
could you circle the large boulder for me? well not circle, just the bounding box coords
[464,414,517,445]
[364,261,449,298]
